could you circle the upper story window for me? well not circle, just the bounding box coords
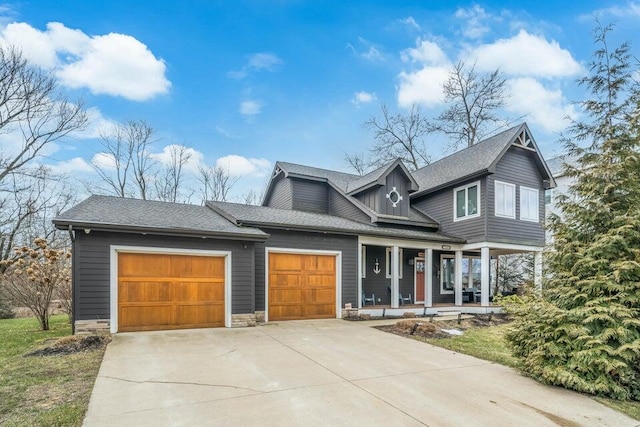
[454,181,481,221]
[520,186,539,222]
[495,181,515,219]
[385,247,403,279]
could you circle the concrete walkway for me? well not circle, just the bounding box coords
[84,319,637,426]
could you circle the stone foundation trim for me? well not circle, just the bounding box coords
[255,311,265,323]
[231,313,256,327]
[75,319,110,334]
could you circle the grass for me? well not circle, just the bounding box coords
[419,322,640,422]
[0,315,106,426]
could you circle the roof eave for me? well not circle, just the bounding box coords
[410,170,489,199]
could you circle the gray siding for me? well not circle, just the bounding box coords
[413,177,487,243]
[291,178,328,213]
[328,188,371,223]
[381,168,410,216]
[361,246,420,305]
[254,229,358,311]
[355,187,379,212]
[487,147,546,246]
[264,174,292,209]
[73,231,256,321]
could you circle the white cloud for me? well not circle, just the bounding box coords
[150,144,204,172]
[400,17,421,31]
[215,155,271,177]
[48,156,93,174]
[397,38,451,108]
[91,152,117,169]
[455,5,492,39]
[581,2,640,20]
[351,91,376,106]
[468,30,582,78]
[347,37,385,62]
[74,107,118,139]
[0,21,170,101]
[505,77,578,133]
[239,100,262,116]
[228,52,283,79]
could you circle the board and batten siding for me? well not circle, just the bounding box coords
[413,177,488,243]
[264,174,292,209]
[487,147,546,246]
[381,168,411,217]
[254,229,358,312]
[291,178,329,213]
[72,231,256,321]
[328,188,371,223]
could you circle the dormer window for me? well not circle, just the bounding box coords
[454,181,481,221]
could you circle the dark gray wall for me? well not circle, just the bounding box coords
[73,231,256,321]
[254,229,358,312]
[361,246,419,305]
[382,168,410,217]
[328,188,371,223]
[264,174,292,209]
[355,187,380,213]
[291,178,329,213]
[413,177,488,243]
[487,147,546,246]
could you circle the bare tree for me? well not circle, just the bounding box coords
[350,103,431,173]
[92,120,156,199]
[0,238,71,330]
[198,165,239,202]
[344,152,369,176]
[155,145,192,203]
[432,61,508,149]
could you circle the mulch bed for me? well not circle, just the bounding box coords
[374,314,511,339]
[25,335,111,357]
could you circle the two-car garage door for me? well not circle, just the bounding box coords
[268,253,337,321]
[117,253,225,332]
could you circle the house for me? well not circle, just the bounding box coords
[53,123,555,333]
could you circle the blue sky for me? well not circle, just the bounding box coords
[3,1,639,200]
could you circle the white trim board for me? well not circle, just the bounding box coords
[461,242,544,252]
[264,247,343,323]
[109,245,233,333]
[358,235,463,250]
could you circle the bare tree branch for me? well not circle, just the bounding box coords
[197,165,239,202]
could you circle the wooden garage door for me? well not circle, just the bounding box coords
[118,253,225,332]
[268,253,336,321]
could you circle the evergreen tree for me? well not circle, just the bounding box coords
[505,23,640,400]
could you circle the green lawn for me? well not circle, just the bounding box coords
[420,323,640,421]
[0,315,106,426]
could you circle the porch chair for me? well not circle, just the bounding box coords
[399,293,412,305]
[362,292,376,306]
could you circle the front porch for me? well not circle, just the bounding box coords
[357,237,542,310]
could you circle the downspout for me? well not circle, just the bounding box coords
[68,225,76,335]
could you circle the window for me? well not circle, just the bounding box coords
[385,247,403,279]
[544,189,553,205]
[360,246,366,279]
[441,256,455,294]
[454,182,480,221]
[520,186,539,222]
[495,181,515,218]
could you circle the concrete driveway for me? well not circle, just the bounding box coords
[84,319,637,426]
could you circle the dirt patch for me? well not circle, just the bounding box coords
[25,334,111,357]
[375,314,511,339]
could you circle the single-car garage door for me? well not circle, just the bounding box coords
[268,252,336,321]
[118,253,225,332]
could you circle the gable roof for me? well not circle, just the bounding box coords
[346,158,419,195]
[547,153,579,177]
[53,195,268,241]
[411,123,555,197]
[207,201,462,243]
[274,161,359,192]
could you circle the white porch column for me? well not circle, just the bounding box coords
[357,242,363,308]
[480,246,490,307]
[391,246,400,308]
[454,250,463,306]
[425,248,433,307]
[534,250,543,290]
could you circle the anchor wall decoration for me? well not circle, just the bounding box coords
[373,258,381,274]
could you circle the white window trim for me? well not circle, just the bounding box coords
[385,247,403,279]
[361,246,366,279]
[109,245,233,334]
[520,186,539,223]
[440,254,455,294]
[494,180,516,219]
[453,181,481,222]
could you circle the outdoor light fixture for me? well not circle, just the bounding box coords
[441,245,451,250]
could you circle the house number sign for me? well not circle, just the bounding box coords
[386,187,402,207]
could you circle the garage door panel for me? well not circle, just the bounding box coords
[268,253,336,321]
[120,281,172,303]
[118,253,225,332]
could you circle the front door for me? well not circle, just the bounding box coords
[414,258,425,303]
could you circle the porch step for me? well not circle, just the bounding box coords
[437,310,462,317]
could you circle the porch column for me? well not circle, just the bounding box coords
[454,250,463,306]
[534,250,543,291]
[425,248,433,307]
[391,246,400,308]
[357,242,363,308]
[480,246,490,307]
